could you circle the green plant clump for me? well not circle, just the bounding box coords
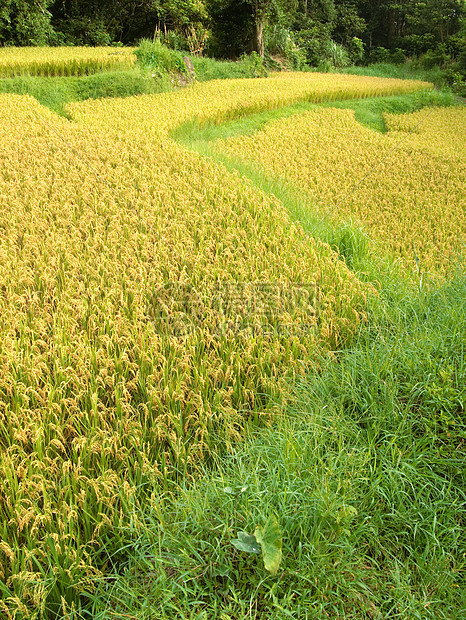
[135,38,187,77]
[191,52,268,81]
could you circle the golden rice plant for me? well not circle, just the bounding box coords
[0,46,135,77]
[217,106,465,275]
[0,86,373,613]
[0,73,437,614]
[67,70,431,136]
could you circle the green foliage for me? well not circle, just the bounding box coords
[296,23,333,66]
[238,51,268,77]
[0,0,55,45]
[232,514,283,575]
[85,268,465,617]
[135,39,187,77]
[342,60,463,90]
[325,39,350,68]
[346,36,365,64]
[191,52,268,80]
[231,531,262,554]
[265,24,307,70]
[205,0,255,58]
[254,514,282,576]
[52,17,111,46]
[0,69,171,116]
[371,46,391,63]
[390,47,407,65]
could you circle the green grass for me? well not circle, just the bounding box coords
[190,54,268,81]
[0,68,170,116]
[84,269,465,619]
[340,61,451,87]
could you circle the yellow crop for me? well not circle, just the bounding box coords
[217,105,465,275]
[67,70,431,134]
[0,46,135,77]
[0,72,435,612]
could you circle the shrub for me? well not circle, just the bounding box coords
[347,37,365,64]
[390,48,406,65]
[419,45,451,69]
[325,40,350,68]
[371,46,391,63]
[238,52,268,78]
[266,25,307,70]
[135,38,186,76]
[297,25,332,66]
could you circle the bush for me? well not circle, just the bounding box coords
[266,25,307,70]
[419,45,451,69]
[239,51,268,77]
[54,18,112,46]
[188,53,268,81]
[347,37,365,64]
[325,40,350,68]
[390,48,406,65]
[297,25,332,66]
[135,39,186,77]
[371,47,391,63]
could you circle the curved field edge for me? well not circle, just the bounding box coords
[0,74,418,614]
[0,73,462,617]
[174,89,464,278]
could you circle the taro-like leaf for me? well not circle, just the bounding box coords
[231,531,261,554]
[336,504,358,524]
[254,514,282,575]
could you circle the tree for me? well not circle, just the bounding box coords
[333,1,366,45]
[206,0,281,57]
[409,0,464,43]
[50,0,207,45]
[0,0,55,45]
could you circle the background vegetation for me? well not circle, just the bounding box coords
[0,0,465,89]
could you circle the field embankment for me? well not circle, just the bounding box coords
[214,105,465,275]
[0,69,463,618]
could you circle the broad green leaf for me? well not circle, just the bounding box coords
[254,514,282,575]
[336,504,358,524]
[231,531,261,554]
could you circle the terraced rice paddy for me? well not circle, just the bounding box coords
[216,105,466,275]
[0,68,462,615]
[0,46,135,77]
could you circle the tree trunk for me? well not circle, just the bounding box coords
[255,16,264,57]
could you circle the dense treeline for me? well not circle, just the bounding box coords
[0,0,465,72]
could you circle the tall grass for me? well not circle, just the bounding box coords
[86,268,465,619]
[341,61,451,89]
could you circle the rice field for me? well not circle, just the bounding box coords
[0,46,136,77]
[0,66,460,616]
[216,105,466,275]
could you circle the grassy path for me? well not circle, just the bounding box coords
[82,91,466,618]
